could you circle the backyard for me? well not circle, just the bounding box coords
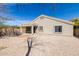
[0,34,79,56]
[0,3,79,56]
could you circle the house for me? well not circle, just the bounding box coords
[20,15,73,36]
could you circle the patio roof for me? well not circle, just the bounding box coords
[21,23,38,27]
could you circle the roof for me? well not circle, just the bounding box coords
[21,22,38,27]
[32,15,73,25]
[21,15,73,26]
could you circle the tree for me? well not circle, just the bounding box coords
[71,18,79,29]
[0,4,18,37]
[26,37,33,56]
[70,18,79,37]
[71,18,79,26]
[0,3,13,26]
[25,36,45,56]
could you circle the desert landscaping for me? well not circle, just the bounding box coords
[0,3,79,56]
[0,34,79,56]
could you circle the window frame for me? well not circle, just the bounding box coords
[38,26,43,32]
[54,26,62,33]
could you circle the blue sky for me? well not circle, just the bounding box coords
[1,3,79,25]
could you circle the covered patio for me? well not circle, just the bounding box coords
[20,23,38,34]
[25,26,38,34]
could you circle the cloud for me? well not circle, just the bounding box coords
[5,19,31,26]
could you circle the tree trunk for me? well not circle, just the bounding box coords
[26,40,32,56]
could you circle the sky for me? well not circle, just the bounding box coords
[1,3,79,25]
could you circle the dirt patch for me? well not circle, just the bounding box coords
[0,46,7,50]
[0,34,79,56]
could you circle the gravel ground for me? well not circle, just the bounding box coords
[0,34,79,56]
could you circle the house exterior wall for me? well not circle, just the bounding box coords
[32,17,73,36]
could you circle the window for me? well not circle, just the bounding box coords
[55,26,62,32]
[38,26,43,32]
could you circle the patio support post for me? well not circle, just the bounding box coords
[31,26,33,34]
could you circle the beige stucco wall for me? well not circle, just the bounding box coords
[32,17,73,36]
